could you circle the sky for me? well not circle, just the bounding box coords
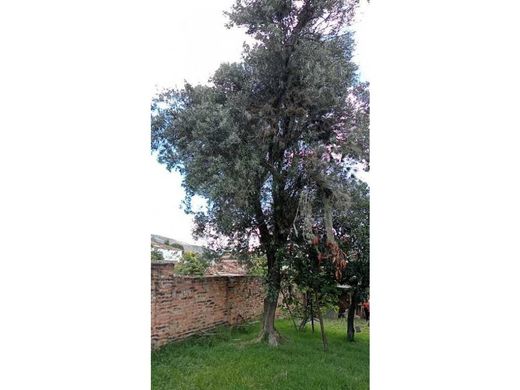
[150,0,370,245]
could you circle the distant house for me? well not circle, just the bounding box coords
[205,254,248,276]
[151,242,183,262]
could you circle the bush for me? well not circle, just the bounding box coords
[151,248,164,261]
[174,252,209,276]
[168,242,184,251]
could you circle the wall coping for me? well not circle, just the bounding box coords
[151,263,263,280]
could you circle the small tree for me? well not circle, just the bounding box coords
[283,199,348,351]
[280,176,368,345]
[285,239,340,351]
[175,251,209,276]
[335,178,369,341]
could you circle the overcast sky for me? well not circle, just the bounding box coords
[150,0,370,245]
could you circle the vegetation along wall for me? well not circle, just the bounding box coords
[151,263,265,349]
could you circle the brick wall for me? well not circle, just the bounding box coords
[151,263,266,349]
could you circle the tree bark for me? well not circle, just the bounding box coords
[309,292,315,333]
[315,293,328,351]
[257,294,281,346]
[347,290,358,342]
[257,251,282,346]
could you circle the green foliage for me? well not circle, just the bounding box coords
[152,319,369,390]
[336,177,369,290]
[246,255,268,277]
[151,247,164,262]
[200,248,220,264]
[168,242,184,251]
[280,176,369,333]
[282,237,342,319]
[175,251,210,276]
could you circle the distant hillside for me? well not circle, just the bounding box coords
[151,234,206,255]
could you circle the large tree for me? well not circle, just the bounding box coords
[151,0,368,345]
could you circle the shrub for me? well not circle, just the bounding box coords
[174,251,209,276]
[151,248,164,261]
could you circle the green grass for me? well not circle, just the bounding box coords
[152,318,369,390]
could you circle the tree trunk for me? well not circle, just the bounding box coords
[315,293,328,351]
[257,255,282,346]
[309,293,315,333]
[257,293,282,346]
[347,291,358,342]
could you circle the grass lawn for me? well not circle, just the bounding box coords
[152,318,369,390]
